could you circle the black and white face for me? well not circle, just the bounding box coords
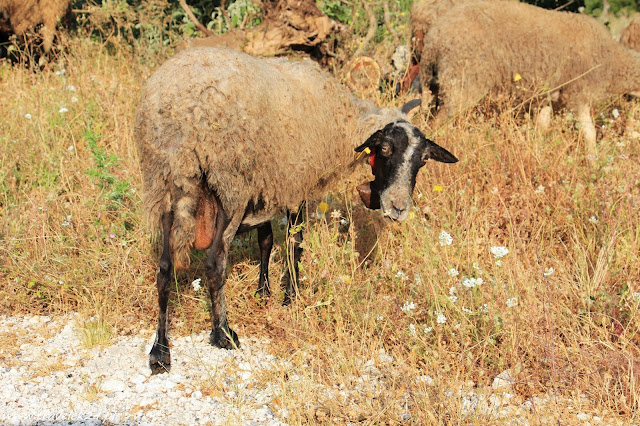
[355,121,458,221]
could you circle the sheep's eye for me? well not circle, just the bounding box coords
[380,142,392,157]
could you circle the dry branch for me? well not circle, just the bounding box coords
[353,0,377,57]
[178,0,214,36]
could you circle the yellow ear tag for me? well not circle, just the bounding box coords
[364,147,371,154]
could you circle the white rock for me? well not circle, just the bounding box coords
[101,379,127,393]
[130,373,147,385]
[492,369,515,390]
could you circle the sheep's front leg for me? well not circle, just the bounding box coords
[149,211,174,374]
[207,208,243,349]
[283,205,305,305]
[256,222,273,297]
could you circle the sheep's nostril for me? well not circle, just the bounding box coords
[393,205,405,217]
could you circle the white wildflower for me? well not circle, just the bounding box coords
[490,246,509,259]
[495,259,503,267]
[376,315,384,321]
[439,230,453,246]
[192,278,202,292]
[449,296,458,303]
[447,268,459,277]
[408,323,416,336]
[59,107,68,114]
[424,326,433,334]
[56,69,66,75]
[612,108,620,119]
[401,301,416,313]
[330,209,342,220]
[66,85,76,91]
[462,276,484,288]
[436,312,447,324]
[633,292,640,303]
[71,96,79,103]
[491,187,499,195]
[449,286,457,295]
[544,267,554,276]
[61,215,72,227]
[535,185,545,194]
[395,270,409,281]
[479,304,489,313]
[462,307,473,314]
[506,297,518,308]
[67,145,74,151]
[588,216,598,224]
[414,273,422,286]
[25,113,32,119]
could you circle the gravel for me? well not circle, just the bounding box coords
[1,313,635,425]
[0,313,286,425]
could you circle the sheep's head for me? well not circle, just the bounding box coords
[354,102,458,221]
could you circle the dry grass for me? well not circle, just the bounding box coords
[1,8,640,423]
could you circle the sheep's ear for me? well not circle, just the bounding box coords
[422,138,458,164]
[354,129,384,152]
[401,99,421,118]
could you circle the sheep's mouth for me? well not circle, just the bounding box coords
[356,181,381,210]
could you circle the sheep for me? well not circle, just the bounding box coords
[418,1,640,153]
[400,0,511,93]
[134,47,458,374]
[621,15,640,52]
[0,0,71,56]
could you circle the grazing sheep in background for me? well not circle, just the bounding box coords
[419,1,640,153]
[0,0,71,55]
[621,15,640,52]
[400,0,510,93]
[135,47,458,374]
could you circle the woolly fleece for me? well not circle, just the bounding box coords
[0,0,71,53]
[135,47,408,267]
[621,16,640,52]
[420,1,640,121]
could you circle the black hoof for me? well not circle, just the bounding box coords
[149,343,171,375]
[210,326,240,349]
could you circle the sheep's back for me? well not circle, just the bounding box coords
[135,47,355,220]
[424,1,624,107]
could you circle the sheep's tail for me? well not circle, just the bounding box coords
[139,159,201,269]
[169,181,199,270]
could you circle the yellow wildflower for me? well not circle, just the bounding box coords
[318,202,329,214]
[433,184,443,192]
[513,73,522,82]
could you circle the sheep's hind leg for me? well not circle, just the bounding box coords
[283,204,305,306]
[207,206,244,349]
[256,222,273,297]
[149,211,174,374]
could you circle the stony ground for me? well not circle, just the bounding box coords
[0,313,636,425]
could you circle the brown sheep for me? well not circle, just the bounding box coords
[0,0,70,55]
[621,15,640,52]
[400,0,511,92]
[134,47,458,374]
[420,1,640,153]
